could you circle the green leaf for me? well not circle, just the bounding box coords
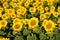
[0,31,6,35]
[39,33,47,40]
[14,36,24,40]
[23,28,31,36]
[7,32,14,37]
[27,34,38,40]
[7,18,13,24]
[33,27,40,34]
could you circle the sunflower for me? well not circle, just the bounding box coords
[17,7,26,16]
[2,14,8,20]
[6,9,15,14]
[28,17,38,29]
[45,7,49,12]
[0,7,3,12]
[9,2,14,6]
[10,13,16,19]
[3,2,8,9]
[57,19,60,23]
[47,0,53,5]
[52,12,59,17]
[0,12,2,17]
[23,19,29,25]
[13,18,21,24]
[20,7,27,15]
[24,1,30,8]
[5,13,10,18]
[0,7,3,17]
[40,14,46,20]
[33,2,38,8]
[38,2,43,6]
[40,9,44,14]
[12,22,23,32]
[45,12,51,18]
[11,0,17,2]
[42,20,48,26]
[16,3,21,8]
[12,3,17,8]
[18,0,23,4]
[50,6,55,12]
[43,20,56,32]
[37,6,43,11]
[29,7,36,14]
[57,6,60,13]
[0,20,8,28]
[16,13,21,18]
[0,38,10,40]
[26,0,33,2]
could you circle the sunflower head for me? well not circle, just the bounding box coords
[23,19,29,25]
[43,20,56,32]
[0,20,8,28]
[40,14,46,20]
[13,18,21,24]
[58,19,60,23]
[29,7,36,14]
[28,17,38,29]
[12,22,23,32]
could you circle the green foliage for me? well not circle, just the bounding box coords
[27,34,38,40]
[14,36,24,40]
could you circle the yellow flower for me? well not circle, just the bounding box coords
[12,22,23,32]
[10,13,16,19]
[53,0,59,3]
[9,2,14,6]
[28,17,38,29]
[17,7,26,15]
[0,0,2,2]
[5,13,10,18]
[27,0,33,2]
[3,2,8,9]
[0,38,10,40]
[6,9,15,14]
[40,0,45,2]
[40,9,44,14]
[16,13,21,17]
[12,3,17,8]
[18,0,23,4]
[23,19,29,25]
[16,3,21,8]
[43,20,56,32]
[2,14,8,20]
[24,2,30,8]
[11,0,17,2]
[33,2,38,8]
[37,6,43,11]
[57,6,60,13]
[57,19,60,23]
[42,20,48,26]
[0,7,3,12]
[20,8,27,15]
[0,20,8,28]
[50,6,55,12]
[45,12,51,18]
[38,2,43,6]
[13,18,21,24]
[52,12,59,17]
[47,0,53,5]
[45,7,49,12]
[0,12,2,17]
[40,14,46,20]
[29,7,36,13]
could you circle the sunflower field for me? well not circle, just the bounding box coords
[0,0,60,40]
